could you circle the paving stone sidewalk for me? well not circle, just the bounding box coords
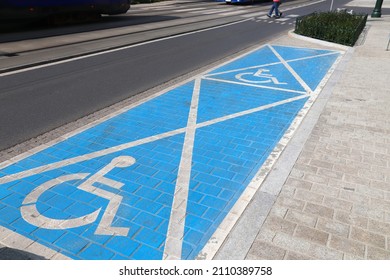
[244,15,390,260]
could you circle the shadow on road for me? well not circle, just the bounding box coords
[0,14,178,43]
[0,247,47,260]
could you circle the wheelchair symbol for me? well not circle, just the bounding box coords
[235,68,287,85]
[20,156,135,236]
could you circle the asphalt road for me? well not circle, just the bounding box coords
[0,0,359,152]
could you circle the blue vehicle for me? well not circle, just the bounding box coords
[225,0,254,3]
[0,0,130,20]
[225,0,269,4]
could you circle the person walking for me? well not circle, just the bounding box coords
[267,0,283,18]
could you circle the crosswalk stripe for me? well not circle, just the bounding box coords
[175,7,208,12]
[220,10,248,16]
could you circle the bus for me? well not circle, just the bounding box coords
[0,0,130,21]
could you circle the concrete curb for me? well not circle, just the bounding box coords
[288,30,351,51]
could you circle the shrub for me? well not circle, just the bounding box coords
[294,11,368,46]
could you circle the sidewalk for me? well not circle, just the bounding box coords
[234,13,390,260]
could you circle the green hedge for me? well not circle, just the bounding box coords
[294,11,368,46]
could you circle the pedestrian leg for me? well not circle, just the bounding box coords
[267,3,276,17]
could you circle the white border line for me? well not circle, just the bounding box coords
[164,78,201,260]
[0,19,251,78]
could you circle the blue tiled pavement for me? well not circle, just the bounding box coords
[0,45,341,260]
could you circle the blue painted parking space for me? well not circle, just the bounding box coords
[0,44,341,260]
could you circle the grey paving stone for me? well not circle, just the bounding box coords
[350,227,386,249]
[246,241,286,260]
[329,235,365,258]
[316,218,350,238]
[294,225,329,246]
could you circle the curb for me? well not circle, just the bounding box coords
[288,30,351,51]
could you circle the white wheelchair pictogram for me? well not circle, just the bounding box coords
[235,68,287,85]
[20,156,135,236]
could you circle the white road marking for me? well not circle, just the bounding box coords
[163,78,201,260]
[0,19,251,77]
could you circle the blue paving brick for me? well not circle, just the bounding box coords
[210,178,237,192]
[134,227,165,249]
[156,193,173,206]
[0,206,19,225]
[135,176,162,189]
[153,170,177,183]
[198,150,224,163]
[218,189,235,201]
[191,154,211,166]
[201,196,228,211]
[54,232,90,255]
[154,182,176,194]
[132,245,163,260]
[134,199,163,214]
[156,206,171,219]
[195,183,222,197]
[232,172,249,184]
[194,173,219,185]
[152,152,180,163]
[187,190,204,204]
[112,254,129,260]
[41,207,73,220]
[81,229,114,250]
[157,222,173,241]
[1,192,25,208]
[133,164,158,177]
[65,202,99,219]
[181,241,195,260]
[106,236,140,257]
[6,181,35,196]
[228,164,251,174]
[0,187,12,200]
[32,228,66,244]
[11,218,39,235]
[117,183,141,197]
[114,204,139,222]
[135,187,162,201]
[184,229,204,245]
[212,168,236,181]
[69,188,101,204]
[207,159,234,170]
[186,201,208,216]
[45,194,76,213]
[154,161,178,173]
[134,212,164,230]
[79,243,115,260]
[185,215,212,233]
[0,164,25,176]
[202,208,223,222]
